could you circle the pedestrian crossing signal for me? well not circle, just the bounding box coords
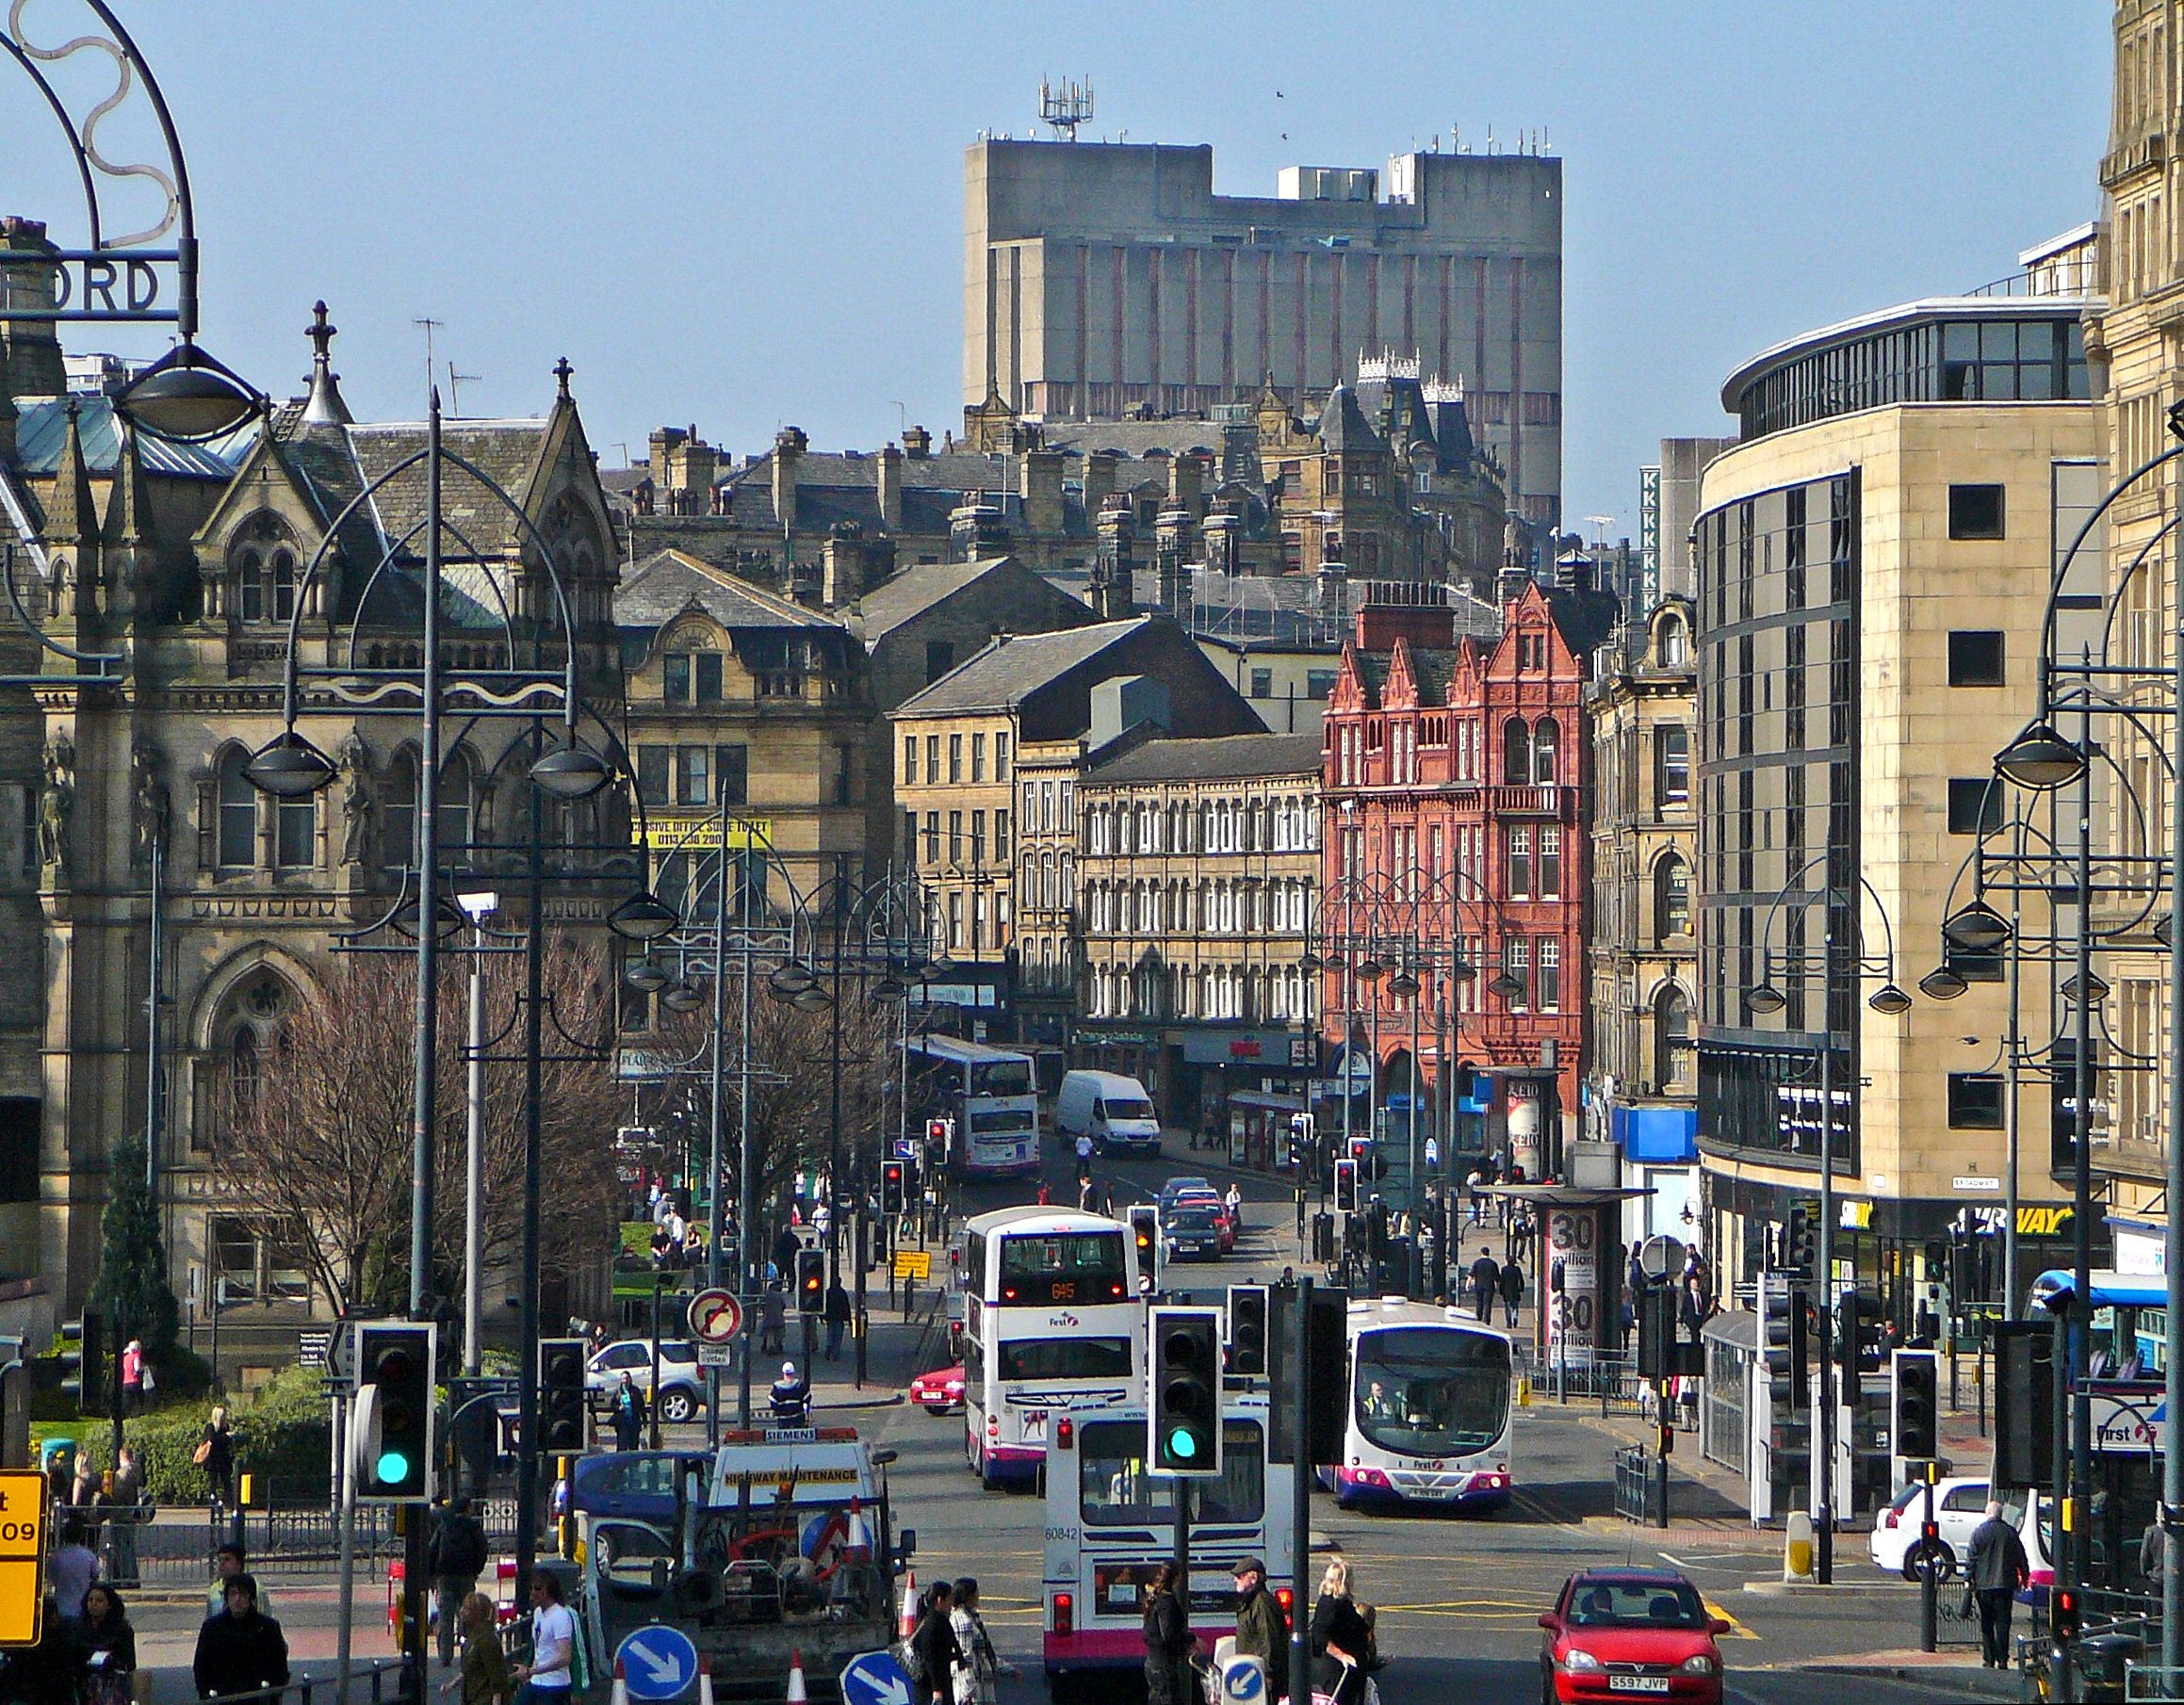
[1333,1158,1359,1213]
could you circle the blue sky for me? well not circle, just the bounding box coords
[3,3,2107,538]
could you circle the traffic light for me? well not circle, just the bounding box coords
[353,1323,435,1502]
[1760,1274,1799,1411]
[1333,1158,1358,1213]
[1784,1208,1817,1276]
[1128,1205,1160,1294]
[1993,1323,2057,1488]
[2053,1583,2081,1643]
[1148,1307,1223,1475]
[1836,1290,1882,1406]
[1227,1285,1268,1378]
[1636,1282,1677,1383]
[538,1337,588,1455]
[796,1247,824,1314]
[881,1161,906,1216]
[1267,1284,1349,1465]
[1893,1349,1939,1463]
[926,1117,953,1157]
[1286,1113,1312,1171]
[57,1313,104,1417]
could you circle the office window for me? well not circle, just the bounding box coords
[1307,670,1337,700]
[695,651,724,704]
[923,812,939,864]
[1948,630,2006,686]
[217,749,258,869]
[717,744,749,806]
[1654,854,1691,938]
[904,736,919,786]
[1537,939,1561,1013]
[903,810,917,864]
[833,745,854,806]
[676,744,709,807]
[275,794,315,871]
[1654,725,1690,808]
[948,810,963,864]
[1948,776,2003,836]
[949,735,964,783]
[925,735,939,781]
[970,810,986,867]
[1538,825,1561,899]
[1507,825,1532,899]
[925,641,955,685]
[972,732,986,783]
[1948,483,2006,541]
[1502,939,1530,1011]
[995,734,1010,779]
[1948,1072,2006,1129]
[1250,668,1273,699]
[947,890,963,950]
[996,809,1010,861]
[662,654,691,705]
[636,745,670,810]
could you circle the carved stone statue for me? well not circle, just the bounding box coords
[338,731,374,867]
[131,744,171,869]
[39,731,73,871]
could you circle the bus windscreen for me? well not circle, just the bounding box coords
[1077,1419,1264,1526]
[1353,1327,1511,1455]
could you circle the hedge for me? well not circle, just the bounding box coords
[120,1363,333,1505]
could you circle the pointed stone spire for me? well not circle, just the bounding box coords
[49,398,98,544]
[300,300,353,426]
[105,415,155,546]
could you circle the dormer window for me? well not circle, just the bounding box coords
[230,513,301,625]
[663,647,725,705]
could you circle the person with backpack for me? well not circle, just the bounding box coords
[428,1496,490,1669]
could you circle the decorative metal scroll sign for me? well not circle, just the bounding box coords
[1,0,196,331]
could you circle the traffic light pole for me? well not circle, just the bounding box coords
[513,769,546,1604]
[1288,1276,1312,1705]
[1172,1477,1191,1625]
[1814,919,1836,1586]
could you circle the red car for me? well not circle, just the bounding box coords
[910,1363,966,1414]
[1537,1569,1729,1705]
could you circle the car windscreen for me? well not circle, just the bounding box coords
[1353,1326,1511,1456]
[998,1335,1133,1382]
[1169,1210,1219,1232]
[1564,1580,1706,1629]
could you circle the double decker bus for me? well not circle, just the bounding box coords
[1041,1391,1293,1702]
[957,1207,1141,1489]
[904,1036,1040,1180]
[1330,1297,1515,1512]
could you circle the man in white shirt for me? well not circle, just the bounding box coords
[514,1569,576,1700]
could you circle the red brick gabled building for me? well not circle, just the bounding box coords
[1320,582,1594,1181]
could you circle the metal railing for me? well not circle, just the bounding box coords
[1514,1346,1650,1415]
[1613,1442,1666,1527]
[201,1658,407,1705]
[92,1495,523,1583]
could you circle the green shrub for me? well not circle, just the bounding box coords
[122,1362,333,1506]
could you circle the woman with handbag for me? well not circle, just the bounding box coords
[1141,1562,1197,1705]
[79,1583,137,1705]
[1311,1560,1374,1705]
[196,1405,236,1510]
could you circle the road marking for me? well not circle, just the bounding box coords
[1371,1599,1549,1619]
[1702,1596,1759,1640]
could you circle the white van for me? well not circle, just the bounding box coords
[1055,1070,1163,1155]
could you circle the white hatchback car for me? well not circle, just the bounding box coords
[1870,1475,1993,1578]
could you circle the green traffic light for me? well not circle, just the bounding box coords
[1167,1427,1200,1459]
[376,1450,412,1484]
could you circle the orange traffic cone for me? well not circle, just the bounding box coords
[786,1648,809,1704]
[898,1566,919,1639]
[609,1658,629,1705]
[846,1496,872,1559]
[697,1655,714,1705]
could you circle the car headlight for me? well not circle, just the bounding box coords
[1678,1653,1719,1676]
[1558,1650,1605,1674]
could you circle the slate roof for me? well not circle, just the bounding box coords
[347,420,552,559]
[12,395,240,479]
[616,548,843,637]
[893,619,1150,716]
[855,558,1014,640]
[1038,418,1227,461]
[1314,384,1377,453]
[1351,645,1466,706]
[1083,731,1323,787]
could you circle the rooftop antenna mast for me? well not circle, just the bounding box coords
[447,360,482,418]
[413,317,444,398]
[1584,513,1616,548]
[1039,76,1094,141]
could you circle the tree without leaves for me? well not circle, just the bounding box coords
[211,935,623,1316]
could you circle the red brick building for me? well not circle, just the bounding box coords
[1320,582,1595,1180]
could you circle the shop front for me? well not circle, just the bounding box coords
[1165,1026,1315,1150]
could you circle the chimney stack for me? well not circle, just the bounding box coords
[902,423,933,460]
[1084,448,1119,516]
[877,443,904,530]
[1021,447,1065,537]
[772,426,807,534]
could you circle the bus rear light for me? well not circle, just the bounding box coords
[1053,1592,1073,1636]
[1002,1286,1019,1301]
[1346,1467,1392,1490]
[986,1415,1000,1439]
[1055,1418,1074,1450]
[1109,1283,1124,1297]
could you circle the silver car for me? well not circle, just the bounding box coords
[585,1338,709,1423]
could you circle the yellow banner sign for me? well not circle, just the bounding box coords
[644,816,774,852]
[891,1250,933,1281]
[0,1470,47,1648]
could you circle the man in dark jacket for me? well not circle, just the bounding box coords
[1967,1501,2030,1669]
[193,1572,290,1700]
[823,1278,852,1361]
[908,1579,962,1704]
[428,1495,490,1666]
[1231,1557,1290,1703]
[1468,1248,1501,1323]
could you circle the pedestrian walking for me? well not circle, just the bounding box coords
[907,1580,963,1705]
[1468,1246,1501,1323]
[107,1447,143,1589]
[118,1339,146,1416]
[1140,1561,1197,1705]
[49,1516,97,1621]
[1967,1500,2030,1669]
[760,1282,788,1355]
[204,1543,273,1620]
[1498,1256,1525,1329]
[511,1570,574,1703]
[609,1374,646,1452]
[438,1590,510,1705]
[1231,1557,1290,1704]
[824,1277,852,1361]
[193,1572,290,1702]
[428,1495,489,1669]
[1310,1559,1373,1705]
[948,1577,1009,1704]
[770,1361,811,1426]
[78,1582,135,1705]
[194,1404,236,1511]
[1465,1167,1486,1226]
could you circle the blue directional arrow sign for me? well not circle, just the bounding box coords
[839,1648,915,1705]
[617,1624,700,1702]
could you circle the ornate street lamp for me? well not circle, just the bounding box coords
[609,891,680,943]
[1942,900,2013,954]
[624,959,669,995]
[1744,982,1787,1016]
[1994,721,2088,790]
[1917,966,1969,1002]
[242,729,338,798]
[1866,982,1913,1016]
[530,741,614,800]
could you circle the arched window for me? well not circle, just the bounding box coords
[1503,717,1531,784]
[1654,853,1691,940]
[217,748,257,870]
[1657,612,1688,666]
[229,1025,259,1116]
[1532,717,1559,786]
[1655,985,1694,1090]
[383,751,418,871]
[229,513,301,625]
[440,754,474,859]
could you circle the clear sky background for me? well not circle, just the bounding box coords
[2,2,2109,539]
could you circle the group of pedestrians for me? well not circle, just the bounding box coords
[1463,1243,1525,1327]
[904,1576,1012,1703]
[1137,1555,1379,1705]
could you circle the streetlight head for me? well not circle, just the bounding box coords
[608,889,680,942]
[1866,982,1913,1016]
[1487,970,1524,1001]
[1917,966,1969,1002]
[1941,900,2012,954]
[1994,720,2087,790]
[624,958,669,995]
[660,979,705,1014]
[872,975,909,1003]
[2062,969,2111,1007]
[1356,956,1385,983]
[1744,982,1787,1016]
[792,985,831,1013]
[1387,970,1421,999]
[530,741,612,800]
[769,961,817,998]
[1297,950,1323,972]
[243,730,338,798]
[116,341,261,442]
[1450,958,1478,982]
[392,891,466,943]
[2157,911,2176,950]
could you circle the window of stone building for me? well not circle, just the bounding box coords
[636,745,670,809]
[924,812,939,864]
[1502,939,1530,1011]
[1948,1072,2006,1129]
[833,744,854,807]
[1948,776,2004,836]
[1654,854,1691,940]
[663,654,691,704]
[1533,719,1559,785]
[1539,825,1562,899]
[1654,987,1693,1091]
[217,749,258,870]
[971,810,986,867]
[903,810,917,866]
[905,736,919,786]
[1503,717,1530,784]
[676,744,709,807]
[1654,726,1691,809]
[996,809,1010,862]
[925,735,939,781]
[1948,630,2006,687]
[1537,939,1561,1013]
[996,734,1010,779]
[275,792,316,871]
[695,652,723,703]
[1948,483,2006,541]
[972,733,987,783]
[949,734,964,784]
[1251,668,1273,699]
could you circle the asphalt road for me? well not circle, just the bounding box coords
[118,1134,2012,1703]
